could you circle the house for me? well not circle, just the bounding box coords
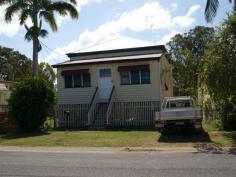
[53,45,173,129]
[0,81,14,113]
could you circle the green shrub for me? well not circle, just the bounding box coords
[8,77,56,132]
[221,99,236,131]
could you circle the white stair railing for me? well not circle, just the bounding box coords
[87,87,99,126]
[106,86,115,125]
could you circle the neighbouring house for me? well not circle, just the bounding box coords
[53,45,173,129]
[0,81,14,113]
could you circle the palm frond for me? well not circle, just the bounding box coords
[5,2,22,22]
[19,9,31,25]
[48,2,79,19]
[40,29,48,38]
[234,0,236,11]
[205,0,219,22]
[24,27,34,41]
[39,10,58,31]
[228,0,236,10]
[66,0,77,5]
[24,26,48,41]
[0,0,17,6]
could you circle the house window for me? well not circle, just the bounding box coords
[120,70,150,85]
[83,73,91,87]
[64,74,91,88]
[100,68,111,77]
[65,75,73,88]
[141,70,151,84]
[120,71,130,85]
[74,75,82,88]
[130,71,140,84]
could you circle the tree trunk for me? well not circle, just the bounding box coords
[32,37,39,76]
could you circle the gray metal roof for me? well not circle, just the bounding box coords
[53,53,162,67]
[67,45,166,59]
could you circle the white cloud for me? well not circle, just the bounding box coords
[171,3,178,11]
[0,5,23,37]
[44,1,201,63]
[172,5,201,27]
[157,31,179,45]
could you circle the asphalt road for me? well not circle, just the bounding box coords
[0,150,235,177]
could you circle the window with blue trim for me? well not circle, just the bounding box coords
[120,70,150,85]
[130,71,140,84]
[83,74,91,87]
[141,70,151,84]
[65,75,73,88]
[64,74,91,88]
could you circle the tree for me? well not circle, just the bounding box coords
[167,26,215,96]
[0,0,78,76]
[8,77,56,132]
[0,45,56,85]
[205,0,236,22]
[202,12,236,130]
[0,45,32,81]
[39,62,56,87]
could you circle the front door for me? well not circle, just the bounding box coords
[98,68,112,102]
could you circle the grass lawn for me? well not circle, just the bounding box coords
[0,130,235,147]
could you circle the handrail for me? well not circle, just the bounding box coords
[87,87,99,126]
[88,87,98,111]
[106,86,115,125]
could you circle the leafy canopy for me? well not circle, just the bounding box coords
[202,12,236,102]
[0,45,56,85]
[167,26,215,96]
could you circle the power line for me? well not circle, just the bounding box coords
[69,36,122,53]
[40,40,65,57]
[40,36,122,63]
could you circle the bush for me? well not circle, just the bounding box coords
[221,99,236,131]
[8,77,56,132]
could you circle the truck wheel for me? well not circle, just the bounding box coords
[195,127,203,134]
[161,127,169,135]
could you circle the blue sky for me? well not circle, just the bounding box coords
[0,0,233,64]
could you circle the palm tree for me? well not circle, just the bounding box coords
[0,0,78,76]
[205,0,236,22]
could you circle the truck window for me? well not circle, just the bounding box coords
[166,100,194,109]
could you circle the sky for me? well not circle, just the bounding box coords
[0,0,233,65]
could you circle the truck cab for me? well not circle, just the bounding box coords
[155,96,203,133]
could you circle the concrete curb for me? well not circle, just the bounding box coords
[123,147,198,153]
[0,145,235,154]
[0,146,198,154]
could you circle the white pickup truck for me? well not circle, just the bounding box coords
[155,96,203,133]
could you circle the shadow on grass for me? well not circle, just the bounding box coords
[1,131,50,140]
[158,129,212,143]
[223,131,236,145]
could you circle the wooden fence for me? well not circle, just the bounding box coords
[108,101,160,127]
[55,104,89,128]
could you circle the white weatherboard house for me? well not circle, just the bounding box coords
[53,45,173,129]
[0,81,14,113]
